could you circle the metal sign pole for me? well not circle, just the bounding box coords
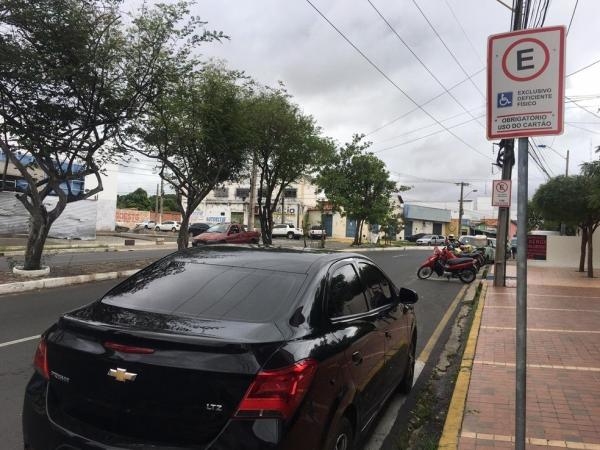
[515,136,528,450]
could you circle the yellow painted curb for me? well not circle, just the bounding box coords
[438,281,488,449]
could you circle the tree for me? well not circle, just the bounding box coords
[316,135,407,245]
[246,88,335,245]
[127,65,251,249]
[117,188,153,210]
[532,175,599,277]
[0,0,212,269]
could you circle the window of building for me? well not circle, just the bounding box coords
[213,188,229,198]
[236,188,250,198]
[284,188,297,198]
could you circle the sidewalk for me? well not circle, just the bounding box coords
[444,264,600,449]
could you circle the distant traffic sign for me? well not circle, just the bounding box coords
[492,180,511,207]
[487,26,565,139]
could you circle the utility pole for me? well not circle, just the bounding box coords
[494,139,514,286]
[159,178,164,224]
[560,150,570,235]
[155,184,159,222]
[565,149,570,176]
[456,182,469,236]
[247,156,257,231]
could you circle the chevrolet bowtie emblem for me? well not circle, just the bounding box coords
[107,367,137,382]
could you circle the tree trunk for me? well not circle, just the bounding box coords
[579,226,588,272]
[353,218,361,246]
[24,212,51,270]
[177,210,192,250]
[260,205,272,245]
[588,226,594,278]
[358,220,365,245]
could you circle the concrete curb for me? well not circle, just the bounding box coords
[439,280,488,449]
[0,269,140,296]
[1,242,178,257]
[340,246,426,253]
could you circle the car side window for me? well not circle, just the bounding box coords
[328,264,368,318]
[230,225,240,234]
[358,263,393,309]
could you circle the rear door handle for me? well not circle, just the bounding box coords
[351,351,363,366]
[385,331,392,339]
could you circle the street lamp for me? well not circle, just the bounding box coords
[457,182,478,237]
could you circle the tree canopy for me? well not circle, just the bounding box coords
[0,0,216,268]
[126,64,252,249]
[316,135,406,245]
[246,87,335,245]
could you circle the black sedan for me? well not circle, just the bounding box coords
[188,222,211,237]
[23,247,418,450]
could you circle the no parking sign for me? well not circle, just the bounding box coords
[492,180,511,207]
[487,26,565,139]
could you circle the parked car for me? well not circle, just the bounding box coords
[405,232,426,242]
[155,221,181,232]
[192,223,260,245]
[23,246,418,450]
[188,222,211,237]
[272,223,303,239]
[309,224,327,240]
[135,220,156,230]
[416,234,446,246]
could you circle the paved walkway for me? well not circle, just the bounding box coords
[457,265,600,449]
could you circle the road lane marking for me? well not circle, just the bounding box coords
[365,284,468,450]
[491,292,600,299]
[0,335,40,348]
[362,361,425,450]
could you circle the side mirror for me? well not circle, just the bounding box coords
[398,287,418,304]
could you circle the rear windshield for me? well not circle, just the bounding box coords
[101,258,307,323]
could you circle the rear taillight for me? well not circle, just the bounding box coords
[33,338,49,380]
[235,359,318,420]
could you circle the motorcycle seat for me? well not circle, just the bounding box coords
[446,258,473,265]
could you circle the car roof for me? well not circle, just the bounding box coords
[171,246,362,274]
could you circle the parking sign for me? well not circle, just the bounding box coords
[487,26,565,139]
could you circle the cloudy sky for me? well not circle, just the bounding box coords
[119,0,600,206]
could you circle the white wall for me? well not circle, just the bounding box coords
[85,164,118,231]
[528,233,600,268]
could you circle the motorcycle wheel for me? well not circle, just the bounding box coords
[417,266,433,279]
[459,269,476,284]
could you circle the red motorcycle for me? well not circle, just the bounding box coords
[417,247,477,284]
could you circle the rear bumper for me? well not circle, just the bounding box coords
[23,374,290,450]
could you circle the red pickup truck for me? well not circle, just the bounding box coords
[191,223,260,246]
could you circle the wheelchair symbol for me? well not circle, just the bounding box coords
[497,92,513,108]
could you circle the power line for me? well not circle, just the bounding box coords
[567,57,600,77]
[365,67,485,136]
[411,0,485,99]
[567,0,579,35]
[304,0,491,161]
[443,0,485,65]
[373,114,485,154]
[366,0,485,128]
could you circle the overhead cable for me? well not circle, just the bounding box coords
[304,0,491,160]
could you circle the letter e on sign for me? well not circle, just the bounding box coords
[487,26,565,140]
[492,180,511,207]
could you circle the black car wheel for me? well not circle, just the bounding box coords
[287,232,294,239]
[398,337,416,394]
[326,416,353,450]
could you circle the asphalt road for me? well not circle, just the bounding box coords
[0,248,462,449]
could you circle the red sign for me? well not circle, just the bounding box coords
[527,235,547,260]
